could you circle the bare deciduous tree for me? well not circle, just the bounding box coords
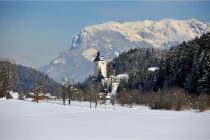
[33,76,44,103]
[85,81,99,108]
[61,77,70,105]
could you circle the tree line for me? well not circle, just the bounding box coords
[107,32,210,111]
[0,59,106,108]
[158,32,210,94]
[108,32,210,95]
[0,59,61,98]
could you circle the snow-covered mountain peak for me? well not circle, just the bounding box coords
[73,19,210,49]
[81,18,207,33]
[41,19,210,82]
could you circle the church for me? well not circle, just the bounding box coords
[93,51,111,92]
[93,51,128,97]
[94,51,107,78]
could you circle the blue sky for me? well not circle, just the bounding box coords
[0,1,210,68]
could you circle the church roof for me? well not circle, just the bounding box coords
[94,51,101,61]
[94,51,106,61]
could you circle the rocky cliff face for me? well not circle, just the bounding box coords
[40,19,210,82]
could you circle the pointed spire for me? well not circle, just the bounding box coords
[94,51,100,61]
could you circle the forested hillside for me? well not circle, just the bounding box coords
[159,32,210,94]
[109,32,210,94]
[108,48,166,91]
[0,60,60,96]
[108,48,164,75]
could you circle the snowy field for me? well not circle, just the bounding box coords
[0,99,210,140]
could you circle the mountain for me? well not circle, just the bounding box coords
[0,60,60,96]
[40,19,210,82]
[15,64,60,94]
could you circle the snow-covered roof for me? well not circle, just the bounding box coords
[50,96,57,99]
[46,93,52,97]
[116,74,129,79]
[29,92,35,96]
[100,56,105,60]
[25,98,33,101]
[98,93,106,96]
[9,91,19,99]
[148,67,159,72]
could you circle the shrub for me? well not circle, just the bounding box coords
[197,94,210,112]
[116,87,210,111]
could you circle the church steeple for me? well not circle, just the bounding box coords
[94,51,107,78]
[94,51,100,61]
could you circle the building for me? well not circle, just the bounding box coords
[93,51,129,96]
[94,51,107,78]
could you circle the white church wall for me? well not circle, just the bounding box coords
[95,60,107,78]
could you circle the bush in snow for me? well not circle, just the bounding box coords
[197,94,210,112]
[116,87,210,111]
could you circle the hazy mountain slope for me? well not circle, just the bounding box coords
[40,19,210,82]
[0,60,60,95]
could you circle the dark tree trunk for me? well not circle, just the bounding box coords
[36,93,39,103]
[69,98,71,106]
[63,95,65,105]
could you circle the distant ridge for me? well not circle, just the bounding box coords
[40,19,210,82]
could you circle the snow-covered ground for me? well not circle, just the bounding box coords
[110,82,119,96]
[0,99,210,140]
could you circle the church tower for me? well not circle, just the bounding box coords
[94,51,107,78]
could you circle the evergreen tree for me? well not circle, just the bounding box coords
[0,60,60,95]
[108,32,210,94]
